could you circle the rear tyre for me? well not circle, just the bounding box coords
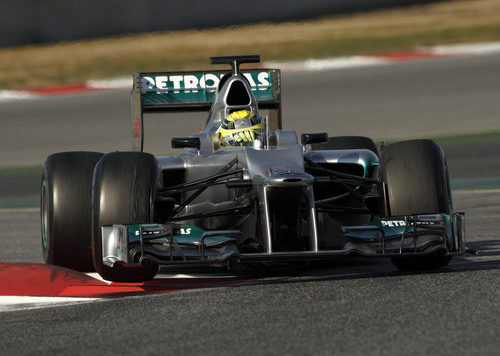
[91,152,161,282]
[41,151,103,271]
[379,139,453,271]
[311,136,379,156]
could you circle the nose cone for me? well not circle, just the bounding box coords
[265,166,301,176]
[263,166,314,186]
[242,145,313,186]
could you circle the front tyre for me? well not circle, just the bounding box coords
[41,151,103,271]
[379,139,453,271]
[91,152,161,282]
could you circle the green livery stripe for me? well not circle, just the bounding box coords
[139,69,279,107]
[126,224,234,246]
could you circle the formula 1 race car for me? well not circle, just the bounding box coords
[41,55,469,282]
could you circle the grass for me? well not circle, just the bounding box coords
[0,0,499,89]
[0,165,42,174]
[431,130,500,146]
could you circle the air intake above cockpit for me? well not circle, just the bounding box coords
[226,80,251,106]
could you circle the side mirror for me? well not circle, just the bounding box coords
[301,132,328,145]
[171,137,200,149]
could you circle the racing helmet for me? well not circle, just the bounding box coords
[217,110,264,148]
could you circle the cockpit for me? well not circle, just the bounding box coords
[131,55,282,154]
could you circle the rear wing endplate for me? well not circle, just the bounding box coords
[130,69,281,151]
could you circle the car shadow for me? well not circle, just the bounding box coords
[465,239,500,256]
[227,239,500,287]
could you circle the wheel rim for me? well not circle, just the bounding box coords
[41,179,48,249]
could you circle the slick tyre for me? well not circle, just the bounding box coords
[312,136,379,157]
[379,139,453,271]
[91,152,161,282]
[41,151,103,271]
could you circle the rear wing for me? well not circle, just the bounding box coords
[130,69,281,151]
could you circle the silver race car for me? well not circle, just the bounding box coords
[41,55,471,282]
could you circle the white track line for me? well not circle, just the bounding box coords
[266,56,389,72]
[85,272,238,281]
[86,77,130,90]
[155,273,238,278]
[0,296,99,313]
[84,273,112,283]
[431,42,500,56]
[0,90,39,103]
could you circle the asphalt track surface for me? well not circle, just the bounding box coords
[1,53,499,354]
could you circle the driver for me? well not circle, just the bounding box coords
[216,110,263,148]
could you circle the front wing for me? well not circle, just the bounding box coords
[100,213,468,268]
